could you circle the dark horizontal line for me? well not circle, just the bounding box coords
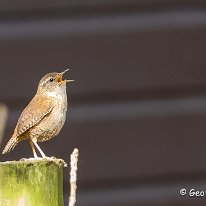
[3,84,206,109]
[71,85,206,106]
[0,1,206,21]
[64,169,206,192]
[0,9,206,40]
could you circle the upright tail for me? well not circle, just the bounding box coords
[2,136,18,154]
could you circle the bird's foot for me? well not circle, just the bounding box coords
[43,156,55,159]
[20,156,67,167]
[42,156,67,167]
[20,157,43,161]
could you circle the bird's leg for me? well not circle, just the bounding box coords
[32,139,47,158]
[29,139,38,159]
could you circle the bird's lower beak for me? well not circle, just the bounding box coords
[64,80,74,83]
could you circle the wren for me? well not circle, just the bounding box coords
[2,69,74,158]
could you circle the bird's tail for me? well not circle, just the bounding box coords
[2,136,18,154]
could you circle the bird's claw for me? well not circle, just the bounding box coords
[20,157,43,161]
[19,156,67,167]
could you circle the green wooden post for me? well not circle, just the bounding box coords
[0,159,66,206]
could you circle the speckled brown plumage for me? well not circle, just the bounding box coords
[2,69,73,158]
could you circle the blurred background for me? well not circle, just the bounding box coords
[1,0,206,205]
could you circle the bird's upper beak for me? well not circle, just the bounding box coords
[57,69,74,84]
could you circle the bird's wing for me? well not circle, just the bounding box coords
[15,95,53,137]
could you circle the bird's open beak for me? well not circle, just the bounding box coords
[58,69,74,84]
[60,69,70,75]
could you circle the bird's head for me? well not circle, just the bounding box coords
[37,69,74,95]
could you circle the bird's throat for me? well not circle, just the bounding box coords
[46,91,57,98]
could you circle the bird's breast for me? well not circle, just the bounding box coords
[29,90,68,142]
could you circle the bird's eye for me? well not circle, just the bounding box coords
[50,78,54,82]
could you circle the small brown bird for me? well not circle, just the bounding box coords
[2,69,73,158]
